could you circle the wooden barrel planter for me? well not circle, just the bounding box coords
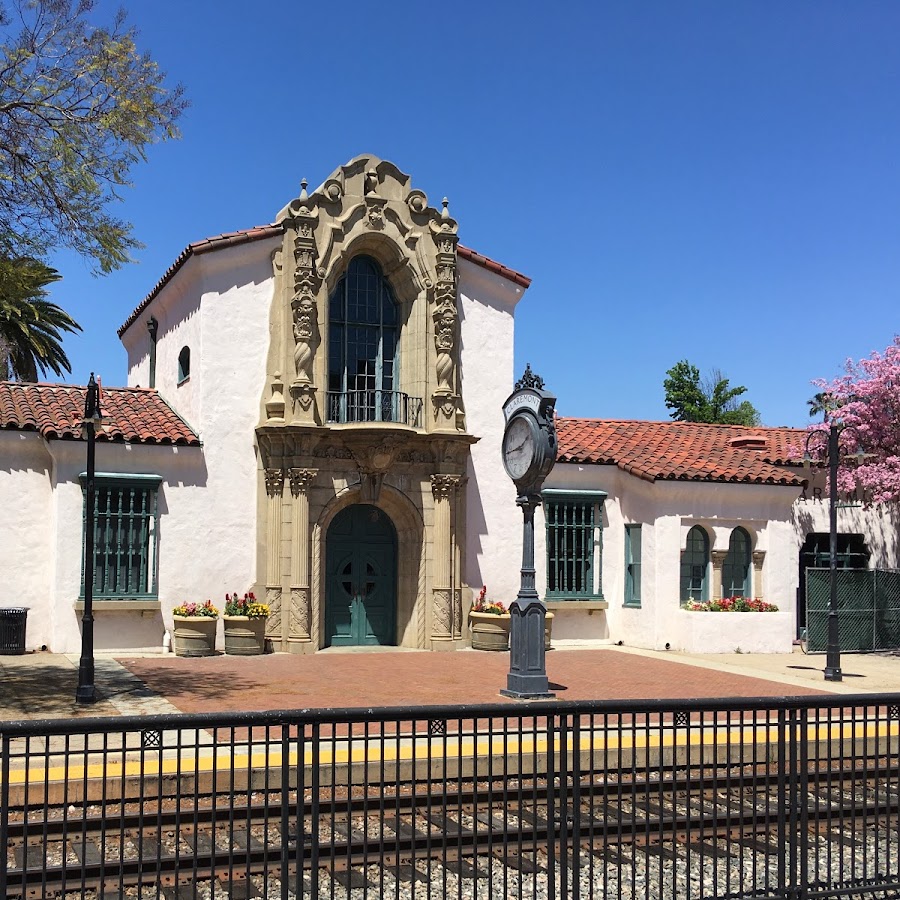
[223,616,268,656]
[172,616,218,657]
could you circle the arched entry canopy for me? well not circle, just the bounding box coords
[325,504,397,647]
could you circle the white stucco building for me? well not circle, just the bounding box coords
[2,154,898,656]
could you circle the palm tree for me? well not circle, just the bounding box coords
[0,257,81,381]
[807,391,834,421]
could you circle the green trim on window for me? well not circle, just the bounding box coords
[680,525,709,603]
[624,524,642,608]
[545,493,604,601]
[722,526,751,598]
[80,477,160,600]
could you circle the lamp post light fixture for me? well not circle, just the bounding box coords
[76,373,102,704]
[803,422,868,683]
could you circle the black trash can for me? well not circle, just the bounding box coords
[0,607,28,655]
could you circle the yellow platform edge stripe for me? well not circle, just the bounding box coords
[3,721,897,787]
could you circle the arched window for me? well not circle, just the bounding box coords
[680,525,709,603]
[327,256,400,423]
[177,346,190,383]
[722,527,751,597]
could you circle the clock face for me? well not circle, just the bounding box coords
[503,414,537,481]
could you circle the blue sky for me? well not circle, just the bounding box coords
[46,1,900,428]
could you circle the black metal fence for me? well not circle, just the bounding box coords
[806,567,900,652]
[2,694,899,899]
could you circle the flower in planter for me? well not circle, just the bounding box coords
[685,596,779,612]
[472,585,507,616]
[224,591,270,618]
[173,599,219,618]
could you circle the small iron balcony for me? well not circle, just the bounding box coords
[326,390,423,428]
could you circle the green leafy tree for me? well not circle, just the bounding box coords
[0,0,187,273]
[0,256,80,379]
[664,360,761,426]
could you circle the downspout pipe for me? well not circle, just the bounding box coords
[147,317,158,389]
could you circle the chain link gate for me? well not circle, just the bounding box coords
[806,567,900,652]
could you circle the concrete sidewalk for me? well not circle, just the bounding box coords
[2,643,898,723]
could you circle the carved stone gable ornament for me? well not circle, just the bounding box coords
[270,155,467,434]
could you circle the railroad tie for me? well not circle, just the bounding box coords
[216,872,261,900]
[14,843,46,869]
[71,838,103,866]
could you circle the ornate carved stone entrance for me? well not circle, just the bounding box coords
[255,156,474,653]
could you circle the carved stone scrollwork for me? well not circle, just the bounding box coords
[265,587,282,639]
[290,180,320,393]
[290,587,310,639]
[452,589,463,638]
[265,468,285,497]
[432,588,451,639]
[429,198,461,430]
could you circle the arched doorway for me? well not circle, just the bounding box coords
[325,504,397,647]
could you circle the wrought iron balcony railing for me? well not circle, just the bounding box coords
[326,390,423,428]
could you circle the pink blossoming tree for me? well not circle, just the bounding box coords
[810,335,900,503]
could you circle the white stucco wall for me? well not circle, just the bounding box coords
[458,257,528,607]
[35,239,280,653]
[0,432,54,650]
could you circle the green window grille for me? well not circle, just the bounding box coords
[328,255,400,422]
[544,492,605,599]
[80,475,161,599]
[721,527,751,597]
[680,525,709,603]
[624,524,642,607]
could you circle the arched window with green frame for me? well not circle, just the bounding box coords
[327,255,400,423]
[680,525,709,603]
[722,527,751,597]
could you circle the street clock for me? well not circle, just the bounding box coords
[501,364,557,493]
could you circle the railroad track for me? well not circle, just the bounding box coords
[3,760,898,898]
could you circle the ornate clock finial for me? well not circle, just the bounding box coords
[515,364,545,391]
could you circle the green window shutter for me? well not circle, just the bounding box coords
[544,491,606,600]
[80,475,161,599]
[625,524,642,607]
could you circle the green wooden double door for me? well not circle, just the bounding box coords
[325,504,397,647]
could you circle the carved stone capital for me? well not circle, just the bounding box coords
[710,550,728,568]
[289,468,317,495]
[265,468,285,497]
[752,550,766,569]
[431,473,463,502]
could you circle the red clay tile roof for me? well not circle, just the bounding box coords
[556,418,806,486]
[0,382,200,445]
[117,227,531,337]
[456,245,531,288]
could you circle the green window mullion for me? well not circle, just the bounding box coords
[137,490,150,595]
[95,489,105,594]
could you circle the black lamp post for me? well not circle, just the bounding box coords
[804,422,866,683]
[76,373,102,704]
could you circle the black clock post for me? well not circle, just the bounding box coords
[499,365,558,700]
